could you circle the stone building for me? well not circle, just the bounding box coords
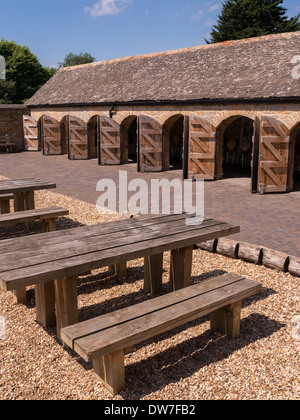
[0,105,29,152]
[25,31,300,194]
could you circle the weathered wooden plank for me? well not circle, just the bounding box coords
[0,221,239,291]
[1,222,239,292]
[0,218,219,271]
[71,277,261,362]
[0,207,68,226]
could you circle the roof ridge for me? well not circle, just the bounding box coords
[59,31,300,72]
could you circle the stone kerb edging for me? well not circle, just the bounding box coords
[196,238,300,278]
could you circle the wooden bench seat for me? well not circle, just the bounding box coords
[0,206,69,231]
[0,194,14,214]
[61,273,262,396]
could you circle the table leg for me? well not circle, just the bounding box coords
[55,276,78,341]
[170,246,193,291]
[144,253,163,295]
[35,281,56,327]
[14,192,26,212]
[109,262,127,279]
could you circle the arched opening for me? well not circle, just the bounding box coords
[87,115,98,159]
[217,116,254,179]
[121,116,138,164]
[60,116,68,155]
[163,114,184,171]
[290,122,300,191]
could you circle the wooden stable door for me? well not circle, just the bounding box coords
[258,116,291,194]
[68,116,89,160]
[99,117,121,165]
[23,116,40,151]
[138,116,163,172]
[187,116,217,180]
[41,115,62,155]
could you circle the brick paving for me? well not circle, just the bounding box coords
[0,152,299,257]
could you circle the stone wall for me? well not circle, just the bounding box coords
[0,105,29,152]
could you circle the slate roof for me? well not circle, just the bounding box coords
[26,32,300,107]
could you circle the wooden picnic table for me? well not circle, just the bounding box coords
[0,213,239,339]
[0,178,56,212]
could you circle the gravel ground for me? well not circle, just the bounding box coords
[0,178,299,400]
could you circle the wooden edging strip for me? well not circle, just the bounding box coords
[196,239,300,278]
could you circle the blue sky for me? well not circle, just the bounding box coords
[1,0,300,67]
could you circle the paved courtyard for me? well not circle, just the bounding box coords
[0,152,299,257]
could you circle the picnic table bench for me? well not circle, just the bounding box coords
[0,136,17,153]
[0,178,56,212]
[0,214,240,339]
[61,273,262,395]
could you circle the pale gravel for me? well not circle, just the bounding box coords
[0,176,299,400]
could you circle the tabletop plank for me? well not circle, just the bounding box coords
[0,217,219,270]
[0,178,56,194]
[0,219,239,291]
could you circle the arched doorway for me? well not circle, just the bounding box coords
[290,122,300,191]
[121,116,138,164]
[163,115,184,171]
[217,116,254,180]
[87,115,99,159]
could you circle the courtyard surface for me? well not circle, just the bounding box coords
[0,151,299,257]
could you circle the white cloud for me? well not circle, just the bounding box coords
[208,3,221,12]
[84,0,131,17]
[191,9,204,21]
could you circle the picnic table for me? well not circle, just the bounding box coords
[0,213,240,339]
[0,178,56,212]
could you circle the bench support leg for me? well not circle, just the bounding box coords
[144,253,163,295]
[170,246,193,291]
[55,276,78,341]
[35,281,56,327]
[14,192,26,212]
[211,301,242,339]
[93,350,125,396]
[0,199,10,214]
[109,262,127,279]
[10,287,27,305]
[42,218,56,233]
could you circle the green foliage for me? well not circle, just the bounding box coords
[59,52,96,68]
[207,0,300,43]
[0,39,53,103]
[0,79,16,104]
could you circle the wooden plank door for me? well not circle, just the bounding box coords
[68,116,88,160]
[138,116,163,172]
[188,116,217,180]
[23,116,40,151]
[99,117,121,165]
[251,117,260,193]
[41,115,62,155]
[258,116,291,194]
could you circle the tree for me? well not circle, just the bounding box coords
[0,39,53,103]
[207,0,300,43]
[59,52,96,68]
